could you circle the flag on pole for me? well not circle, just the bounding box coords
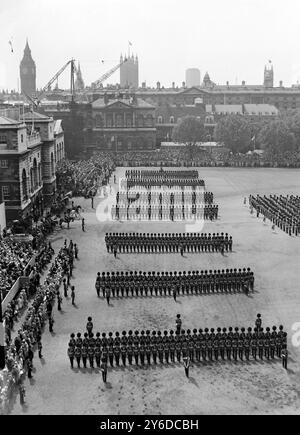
[251,135,256,142]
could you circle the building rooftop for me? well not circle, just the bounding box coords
[0,115,23,126]
[215,105,243,114]
[244,104,278,115]
[21,111,52,121]
[92,97,155,109]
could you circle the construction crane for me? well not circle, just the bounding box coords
[23,59,77,107]
[91,57,128,90]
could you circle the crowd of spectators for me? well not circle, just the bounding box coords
[0,245,70,413]
[56,154,115,199]
[0,239,37,301]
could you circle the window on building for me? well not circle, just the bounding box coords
[170,116,175,124]
[2,186,10,200]
[0,160,8,168]
[0,135,7,143]
[21,134,24,143]
[158,116,163,124]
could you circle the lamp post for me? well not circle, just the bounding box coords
[0,292,5,369]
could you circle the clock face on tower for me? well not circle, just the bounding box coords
[22,67,28,74]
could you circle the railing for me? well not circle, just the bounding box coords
[27,132,41,147]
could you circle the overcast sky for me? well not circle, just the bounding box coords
[0,0,299,91]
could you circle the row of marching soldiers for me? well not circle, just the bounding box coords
[67,321,287,369]
[124,179,206,189]
[105,232,233,253]
[125,169,199,179]
[112,204,219,221]
[116,191,214,205]
[95,268,254,298]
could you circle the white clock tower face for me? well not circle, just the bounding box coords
[22,67,28,74]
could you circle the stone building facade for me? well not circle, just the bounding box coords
[0,112,64,223]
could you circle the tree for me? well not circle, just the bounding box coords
[215,115,252,154]
[257,119,297,157]
[280,109,300,149]
[172,116,205,160]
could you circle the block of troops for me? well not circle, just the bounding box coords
[67,325,287,369]
[124,178,206,189]
[249,194,300,236]
[111,203,218,221]
[105,232,233,254]
[125,169,199,179]
[116,191,214,205]
[95,267,254,298]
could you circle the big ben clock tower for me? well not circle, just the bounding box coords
[20,39,36,96]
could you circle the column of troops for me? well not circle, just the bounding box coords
[105,232,233,254]
[249,194,300,236]
[95,268,254,298]
[67,324,287,369]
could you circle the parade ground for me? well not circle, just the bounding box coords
[10,167,300,415]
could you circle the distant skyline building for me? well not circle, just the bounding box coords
[186,68,201,88]
[120,54,139,88]
[20,39,36,96]
[75,62,85,91]
[264,61,274,88]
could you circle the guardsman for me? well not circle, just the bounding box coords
[100,358,108,383]
[108,345,114,367]
[121,343,127,366]
[105,287,111,305]
[281,347,288,370]
[187,337,194,362]
[140,343,145,365]
[68,345,75,369]
[213,337,219,361]
[232,336,238,361]
[75,332,82,348]
[86,317,93,337]
[145,342,151,365]
[133,343,139,365]
[82,332,89,348]
[164,338,170,364]
[255,313,262,331]
[176,314,182,334]
[169,332,176,363]
[75,345,81,368]
[88,345,95,368]
[71,286,75,305]
[95,274,101,297]
[244,337,250,361]
[258,333,264,360]
[238,337,244,361]
[251,335,258,360]
[81,345,88,368]
[158,341,164,364]
[276,334,283,358]
[207,336,213,361]
[95,346,101,368]
[225,335,231,360]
